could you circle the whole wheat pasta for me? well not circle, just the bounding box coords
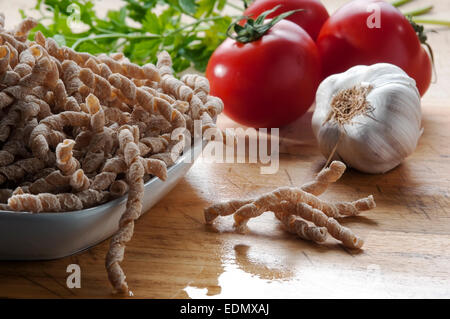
[282,201,364,249]
[97,54,123,74]
[109,73,137,101]
[8,193,83,213]
[86,93,106,134]
[204,161,375,249]
[102,156,127,174]
[0,104,24,142]
[12,186,25,196]
[104,106,130,125]
[70,168,90,192]
[0,45,11,73]
[209,161,372,223]
[0,150,14,166]
[81,151,105,174]
[81,127,116,173]
[0,91,14,110]
[84,57,100,74]
[91,172,116,191]
[123,61,160,82]
[159,74,194,103]
[204,199,253,224]
[301,161,346,196]
[0,119,37,166]
[181,74,210,94]
[274,204,328,244]
[204,96,224,118]
[135,88,185,129]
[3,42,19,67]
[53,79,81,112]
[0,14,226,295]
[156,51,173,77]
[0,158,45,185]
[106,127,144,294]
[30,167,56,181]
[139,135,169,156]
[56,139,80,176]
[232,187,374,230]
[28,170,70,194]
[140,158,167,181]
[14,45,42,77]
[76,189,108,208]
[61,60,83,96]
[29,111,90,162]
[0,70,20,87]
[0,188,12,203]
[79,67,112,101]
[150,137,186,167]
[110,179,129,197]
[180,73,209,103]
[99,63,113,79]
[19,56,53,88]
[13,17,37,42]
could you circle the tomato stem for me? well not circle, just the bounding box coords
[408,17,435,66]
[226,5,303,43]
[392,0,415,7]
[403,5,433,17]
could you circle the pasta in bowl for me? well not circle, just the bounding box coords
[0,14,223,294]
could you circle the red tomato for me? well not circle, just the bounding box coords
[243,0,329,40]
[317,0,432,96]
[206,20,321,128]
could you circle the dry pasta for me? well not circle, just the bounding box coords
[204,161,376,249]
[0,15,224,295]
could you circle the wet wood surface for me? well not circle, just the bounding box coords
[0,0,449,298]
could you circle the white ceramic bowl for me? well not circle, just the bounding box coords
[0,141,204,260]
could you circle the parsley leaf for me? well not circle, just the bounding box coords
[26,0,241,74]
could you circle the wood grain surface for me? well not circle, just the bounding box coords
[0,0,449,298]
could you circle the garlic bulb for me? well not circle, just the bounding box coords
[312,63,422,174]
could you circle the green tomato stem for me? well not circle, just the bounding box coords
[403,5,433,17]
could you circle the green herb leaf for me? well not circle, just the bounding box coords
[142,10,161,34]
[179,0,197,15]
[24,0,240,74]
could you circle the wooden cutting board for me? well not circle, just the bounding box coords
[0,0,449,298]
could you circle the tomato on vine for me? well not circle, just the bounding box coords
[243,0,329,40]
[206,6,321,128]
[316,0,433,96]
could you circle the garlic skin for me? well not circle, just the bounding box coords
[312,63,422,174]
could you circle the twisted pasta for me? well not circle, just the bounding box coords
[0,14,226,295]
[204,161,376,249]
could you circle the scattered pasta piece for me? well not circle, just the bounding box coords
[204,161,375,249]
